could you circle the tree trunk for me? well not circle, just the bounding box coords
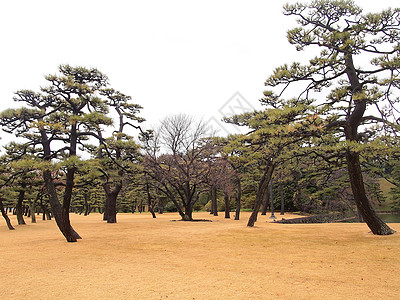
[29,199,36,223]
[346,151,395,235]
[181,190,195,221]
[183,201,194,221]
[29,191,42,223]
[224,191,230,219]
[163,187,186,220]
[106,192,118,222]
[40,198,46,220]
[342,51,394,235]
[261,187,270,215]
[145,182,157,219]
[16,188,26,225]
[248,164,275,227]
[280,179,285,215]
[84,192,90,216]
[61,167,79,239]
[269,179,276,219]
[43,170,81,242]
[210,185,218,216]
[103,182,122,223]
[0,198,14,230]
[235,178,242,220]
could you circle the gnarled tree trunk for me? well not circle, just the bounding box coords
[343,52,395,235]
[183,203,194,221]
[248,163,275,227]
[346,151,394,235]
[16,182,26,225]
[43,170,81,242]
[103,183,122,223]
[0,198,14,230]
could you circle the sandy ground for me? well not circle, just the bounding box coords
[1,211,400,300]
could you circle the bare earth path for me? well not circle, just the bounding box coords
[1,212,399,299]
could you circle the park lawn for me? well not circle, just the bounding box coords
[1,212,399,300]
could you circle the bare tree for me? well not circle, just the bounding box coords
[143,114,213,221]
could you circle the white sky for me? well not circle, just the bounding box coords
[0,0,399,142]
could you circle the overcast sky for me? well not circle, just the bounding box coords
[0,0,399,140]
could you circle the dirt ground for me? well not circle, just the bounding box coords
[1,211,399,300]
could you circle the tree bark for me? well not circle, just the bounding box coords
[38,123,81,241]
[167,191,186,220]
[235,178,242,220]
[146,182,157,218]
[210,185,218,216]
[43,170,81,242]
[16,183,26,225]
[342,51,395,235]
[29,199,36,223]
[61,167,80,240]
[269,179,276,218]
[346,151,395,235]
[84,191,91,216]
[39,198,47,220]
[0,198,14,230]
[183,204,193,221]
[31,189,43,223]
[248,164,275,227]
[103,183,122,224]
[224,191,230,219]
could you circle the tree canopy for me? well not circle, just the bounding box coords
[261,0,400,234]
